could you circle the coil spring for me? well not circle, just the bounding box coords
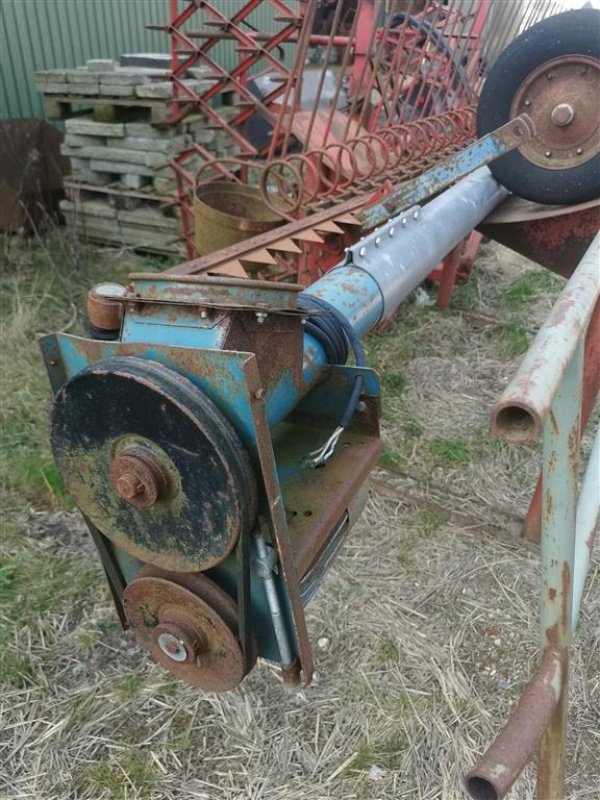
[258,106,477,215]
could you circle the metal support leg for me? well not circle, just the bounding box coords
[524,297,600,542]
[537,340,583,798]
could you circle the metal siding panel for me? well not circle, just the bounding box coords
[1,0,174,119]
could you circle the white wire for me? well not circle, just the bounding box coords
[303,426,345,468]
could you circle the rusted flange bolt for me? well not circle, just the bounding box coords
[551,103,575,127]
[109,450,169,508]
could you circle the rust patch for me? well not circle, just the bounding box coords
[561,562,571,627]
[548,588,557,601]
[545,622,560,649]
[545,491,554,518]
[568,425,580,471]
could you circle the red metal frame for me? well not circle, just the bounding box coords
[152,0,552,305]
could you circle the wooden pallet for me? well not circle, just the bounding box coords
[64,179,172,206]
[43,94,172,124]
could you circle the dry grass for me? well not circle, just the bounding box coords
[0,234,598,800]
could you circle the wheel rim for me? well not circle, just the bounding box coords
[511,55,600,170]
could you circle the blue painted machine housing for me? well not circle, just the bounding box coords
[39,274,381,680]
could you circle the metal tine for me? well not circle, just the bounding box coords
[447,0,480,106]
[386,0,423,130]
[339,0,386,145]
[429,0,473,101]
[314,0,361,151]
[268,2,317,161]
[290,228,326,244]
[333,212,362,226]
[300,0,346,157]
[312,220,345,234]
[239,248,278,265]
[367,0,418,131]
[397,0,448,123]
[402,1,456,124]
[396,1,445,123]
[370,5,404,130]
[355,2,398,132]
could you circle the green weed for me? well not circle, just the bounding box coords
[502,270,562,312]
[0,231,145,509]
[381,371,408,397]
[450,271,481,310]
[417,508,446,536]
[0,547,98,651]
[500,320,529,357]
[427,438,471,465]
[115,674,145,700]
[351,735,407,772]
[402,417,424,438]
[0,651,34,688]
[377,634,400,663]
[80,750,158,799]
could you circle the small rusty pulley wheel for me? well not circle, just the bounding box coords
[86,283,127,336]
[124,565,254,691]
[51,357,257,572]
[476,8,600,205]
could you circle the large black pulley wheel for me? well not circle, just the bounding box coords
[51,357,257,572]
[477,9,600,205]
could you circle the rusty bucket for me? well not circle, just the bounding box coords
[193,182,283,258]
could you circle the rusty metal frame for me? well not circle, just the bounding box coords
[167,114,532,281]
[466,233,600,800]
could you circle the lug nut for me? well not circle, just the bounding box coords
[551,103,575,127]
[545,151,552,158]
[576,147,583,155]
[116,474,144,500]
[109,449,168,508]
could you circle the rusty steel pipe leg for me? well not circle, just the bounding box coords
[536,339,583,799]
[465,648,562,800]
[523,295,600,542]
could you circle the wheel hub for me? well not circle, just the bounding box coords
[511,55,600,169]
[124,565,253,691]
[109,449,169,508]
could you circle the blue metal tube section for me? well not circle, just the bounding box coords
[307,167,508,329]
[264,167,507,426]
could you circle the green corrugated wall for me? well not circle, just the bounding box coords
[1,0,168,118]
[0,0,283,119]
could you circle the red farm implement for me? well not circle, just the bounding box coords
[149,0,563,290]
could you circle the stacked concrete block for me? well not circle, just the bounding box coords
[59,114,221,195]
[35,56,240,255]
[60,197,185,257]
[34,58,212,101]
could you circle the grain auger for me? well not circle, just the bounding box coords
[41,10,599,799]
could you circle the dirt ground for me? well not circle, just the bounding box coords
[1,239,598,800]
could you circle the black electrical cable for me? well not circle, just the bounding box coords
[298,294,366,432]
